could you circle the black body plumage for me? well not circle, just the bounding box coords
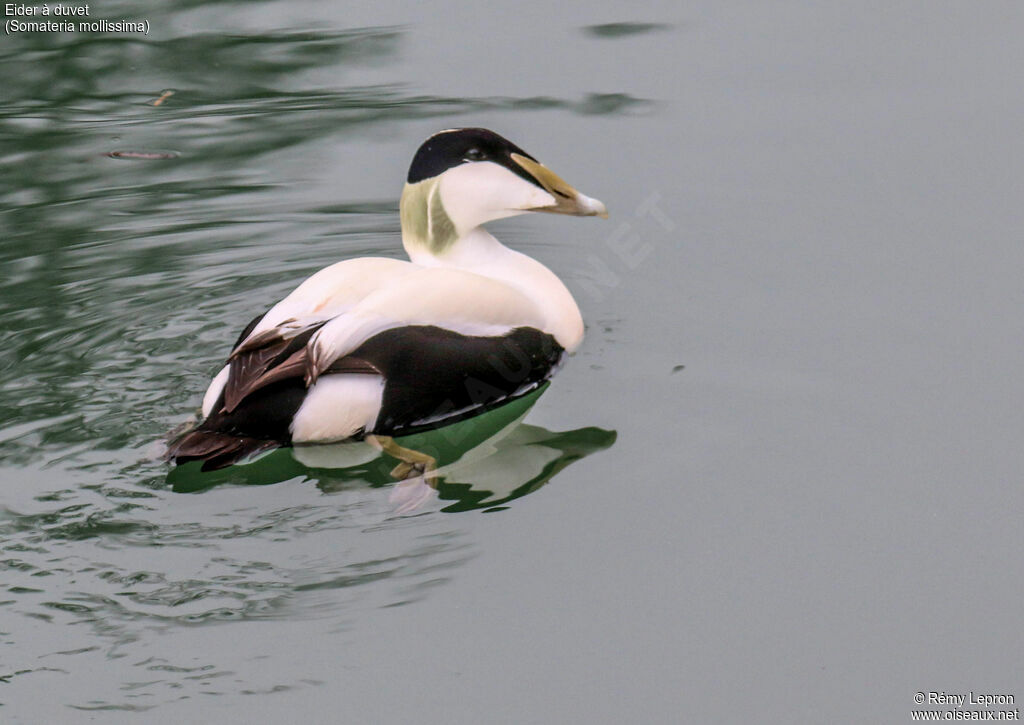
[167,325,564,470]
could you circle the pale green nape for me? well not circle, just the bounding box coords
[400,179,458,255]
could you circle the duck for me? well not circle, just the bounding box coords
[167,128,607,471]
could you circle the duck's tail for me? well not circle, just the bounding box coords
[165,428,282,472]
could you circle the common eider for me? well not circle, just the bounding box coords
[167,128,607,470]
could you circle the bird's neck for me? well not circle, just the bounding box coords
[398,181,583,351]
[400,178,507,267]
[400,179,459,258]
[408,226,585,352]
[405,226,504,268]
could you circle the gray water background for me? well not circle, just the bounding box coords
[2,1,1023,722]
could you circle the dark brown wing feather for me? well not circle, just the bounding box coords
[228,324,296,358]
[167,430,280,472]
[219,321,383,414]
[167,315,385,471]
[221,323,324,413]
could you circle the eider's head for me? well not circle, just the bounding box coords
[400,128,607,256]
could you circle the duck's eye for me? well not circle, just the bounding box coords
[464,148,486,161]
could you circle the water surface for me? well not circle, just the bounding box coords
[3,1,1024,722]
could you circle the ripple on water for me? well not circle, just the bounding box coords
[0,13,623,713]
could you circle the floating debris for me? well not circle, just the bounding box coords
[583,22,672,39]
[106,150,179,160]
[150,89,175,107]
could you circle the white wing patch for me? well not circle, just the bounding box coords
[290,374,385,443]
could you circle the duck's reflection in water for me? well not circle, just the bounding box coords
[167,388,615,514]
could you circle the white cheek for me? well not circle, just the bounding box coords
[439,162,555,232]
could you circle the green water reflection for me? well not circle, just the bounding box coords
[167,387,616,512]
